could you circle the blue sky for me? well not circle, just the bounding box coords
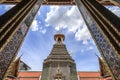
[0,4,120,71]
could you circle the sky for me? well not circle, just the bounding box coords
[0,4,120,71]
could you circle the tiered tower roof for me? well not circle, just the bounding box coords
[44,33,74,63]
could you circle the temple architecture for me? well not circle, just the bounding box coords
[16,56,112,80]
[0,0,120,80]
[41,33,78,80]
[5,33,112,80]
[5,57,21,80]
[5,57,31,80]
[98,56,112,80]
[1,0,120,6]
[17,71,106,80]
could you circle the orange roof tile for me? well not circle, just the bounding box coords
[18,71,41,77]
[77,71,100,77]
[18,71,108,80]
[19,71,101,77]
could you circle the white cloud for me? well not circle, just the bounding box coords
[31,20,39,31]
[40,29,46,34]
[45,6,83,32]
[4,5,15,10]
[83,40,88,45]
[106,6,120,17]
[87,46,94,50]
[45,6,120,44]
[45,24,50,27]
[75,24,91,44]
[89,46,94,50]
[37,10,41,16]
[45,6,91,44]
[38,21,41,24]
[81,49,84,53]
[31,20,46,34]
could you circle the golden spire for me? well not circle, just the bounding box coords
[96,55,111,77]
[6,56,21,79]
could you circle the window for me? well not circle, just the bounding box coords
[58,37,61,42]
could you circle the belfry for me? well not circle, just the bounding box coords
[41,33,78,80]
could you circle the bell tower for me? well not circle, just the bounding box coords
[54,33,65,44]
[41,33,78,80]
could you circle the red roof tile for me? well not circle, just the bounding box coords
[18,71,108,80]
[77,71,100,77]
[18,71,41,77]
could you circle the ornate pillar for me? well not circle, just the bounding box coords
[0,0,5,3]
[0,0,43,79]
[75,0,120,80]
[111,0,120,6]
[108,0,120,7]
